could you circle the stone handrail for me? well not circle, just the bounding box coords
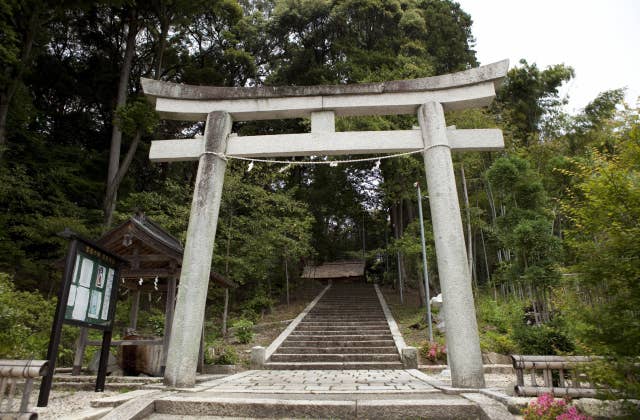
[0,359,49,419]
[512,354,600,397]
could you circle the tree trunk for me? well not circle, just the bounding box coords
[104,12,139,226]
[222,288,229,337]
[417,269,427,307]
[460,164,476,290]
[222,214,233,337]
[285,257,290,306]
[103,131,141,216]
[0,10,39,156]
[155,17,168,79]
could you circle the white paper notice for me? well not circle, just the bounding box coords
[67,284,77,306]
[72,255,80,283]
[101,268,115,320]
[88,290,102,318]
[78,258,94,288]
[72,286,90,320]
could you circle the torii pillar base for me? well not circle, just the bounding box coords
[164,111,231,387]
[418,102,485,389]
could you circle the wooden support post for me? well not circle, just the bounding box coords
[72,327,88,375]
[130,288,141,330]
[164,111,231,387]
[162,276,177,370]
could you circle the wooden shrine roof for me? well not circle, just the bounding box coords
[97,214,236,289]
[301,260,365,279]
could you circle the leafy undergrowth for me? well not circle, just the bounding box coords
[205,282,326,367]
[380,285,447,365]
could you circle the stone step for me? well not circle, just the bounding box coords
[299,320,389,326]
[275,346,398,354]
[285,334,392,341]
[309,310,382,314]
[295,325,389,331]
[152,395,482,419]
[290,330,391,336]
[263,361,405,370]
[269,353,401,362]
[303,316,387,321]
[280,339,396,348]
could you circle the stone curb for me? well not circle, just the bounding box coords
[373,284,407,361]
[99,390,170,420]
[462,392,515,419]
[90,389,160,408]
[262,283,332,363]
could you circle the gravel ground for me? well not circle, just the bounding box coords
[31,389,120,419]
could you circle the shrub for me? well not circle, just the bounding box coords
[419,341,447,363]
[480,330,517,354]
[522,393,591,420]
[214,346,239,365]
[242,292,274,319]
[512,322,574,355]
[232,318,254,344]
[0,273,60,359]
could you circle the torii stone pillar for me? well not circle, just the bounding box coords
[164,111,231,387]
[418,102,484,388]
[142,60,509,388]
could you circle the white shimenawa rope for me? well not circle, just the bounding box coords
[203,149,424,167]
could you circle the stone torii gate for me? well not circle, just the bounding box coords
[141,60,509,389]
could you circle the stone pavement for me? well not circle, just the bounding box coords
[83,369,515,419]
[195,369,438,393]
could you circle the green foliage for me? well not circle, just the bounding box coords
[205,340,240,365]
[511,321,574,355]
[232,318,254,344]
[0,272,79,363]
[214,345,239,365]
[495,59,574,146]
[561,113,640,397]
[146,311,165,337]
[114,98,160,137]
[486,155,561,287]
[477,295,519,354]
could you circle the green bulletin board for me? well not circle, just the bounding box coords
[64,249,117,328]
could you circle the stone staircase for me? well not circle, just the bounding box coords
[264,283,403,370]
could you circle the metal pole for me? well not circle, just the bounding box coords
[415,182,434,342]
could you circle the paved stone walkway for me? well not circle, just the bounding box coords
[197,369,438,394]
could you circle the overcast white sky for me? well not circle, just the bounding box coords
[456,0,640,114]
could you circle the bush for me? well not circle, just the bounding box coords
[232,318,254,344]
[512,321,574,355]
[522,393,591,420]
[419,341,447,363]
[480,330,517,354]
[241,292,274,321]
[214,346,239,365]
[0,273,58,359]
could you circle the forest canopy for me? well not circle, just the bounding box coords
[0,0,638,398]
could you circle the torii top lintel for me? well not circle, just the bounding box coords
[141,60,508,122]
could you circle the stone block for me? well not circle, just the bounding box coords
[402,347,418,369]
[250,346,266,368]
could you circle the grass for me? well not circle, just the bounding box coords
[205,281,326,367]
[379,284,447,365]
